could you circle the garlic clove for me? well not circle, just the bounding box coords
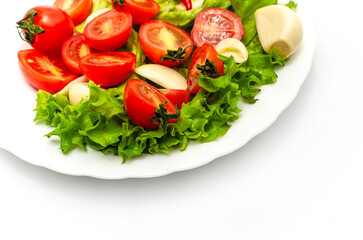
[215,38,248,63]
[68,82,90,105]
[255,5,303,58]
[134,64,187,90]
[57,75,88,96]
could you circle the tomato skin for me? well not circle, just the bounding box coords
[159,89,190,109]
[139,20,194,67]
[191,8,244,47]
[187,43,224,94]
[53,0,92,25]
[18,49,80,94]
[124,79,178,129]
[79,51,136,88]
[61,34,94,74]
[113,0,160,25]
[21,6,74,54]
[84,9,132,51]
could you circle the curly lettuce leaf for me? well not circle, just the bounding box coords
[155,0,232,27]
[75,0,113,33]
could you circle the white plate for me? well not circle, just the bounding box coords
[0,2,315,179]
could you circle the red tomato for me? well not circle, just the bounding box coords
[187,43,224,94]
[159,89,190,109]
[113,0,160,25]
[61,34,94,74]
[79,51,136,88]
[18,49,80,94]
[124,79,179,129]
[53,0,92,25]
[84,9,132,51]
[16,6,74,54]
[191,8,244,47]
[139,20,194,67]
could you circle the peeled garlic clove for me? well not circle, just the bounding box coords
[68,82,90,105]
[85,8,111,27]
[215,38,248,63]
[134,64,187,90]
[255,5,303,58]
[57,75,88,96]
[175,0,204,11]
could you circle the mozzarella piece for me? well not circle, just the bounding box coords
[175,0,204,11]
[85,9,111,27]
[215,38,248,63]
[255,5,303,58]
[57,75,88,96]
[68,82,90,105]
[134,64,187,90]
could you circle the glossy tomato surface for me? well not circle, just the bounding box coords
[191,8,244,47]
[124,79,178,129]
[159,89,191,109]
[61,34,93,74]
[19,6,74,53]
[18,49,80,93]
[139,20,194,67]
[79,51,136,87]
[187,43,224,94]
[113,0,160,24]
[84,9,132,51]
[53,0,92,25]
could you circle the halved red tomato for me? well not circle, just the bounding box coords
[191,8,244,47]
[18,49,80,94]
[124,79,179,129]
[159,89,190,109]
[79,51,136,88]
[61,34,93,74]
[53,0,92,25]
[84,9,132,51]
[139,20,194,67]
[113,0,160,25]
[187,43,224,94]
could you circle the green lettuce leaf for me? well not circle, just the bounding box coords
[230,0,277,46]
[155,0,231,27]
[75,0,113,33]
[119,29,146,67]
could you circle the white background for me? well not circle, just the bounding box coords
[1,0,363,239]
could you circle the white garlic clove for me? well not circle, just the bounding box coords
[68,82,90,105]
[215,38,249,63]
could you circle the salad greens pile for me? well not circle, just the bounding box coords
[34,0,292,162]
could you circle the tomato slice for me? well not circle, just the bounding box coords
[61,34,93,74]
[124,79,179,129]
[79,51,136,88]
[191,8,244,47]
[113,0,160,25]
[187,43,224,94]
[18,49,80,94]
[159,89,190,109]
[84,9,132,51]
[139,20,194,67]
[53,0,92,25]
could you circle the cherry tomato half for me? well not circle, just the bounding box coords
[139,20,194,67]
[124,79,178,129]
[159,89,191,109]
[84,9,132,51]
[113,0,160,25]
[79,51,136,88]
[191,8,244,47]
[53,0,92,26]
[18,49,80,93]
[187,43,224,94]
[62,34,94,74]
[16,6,74,53]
